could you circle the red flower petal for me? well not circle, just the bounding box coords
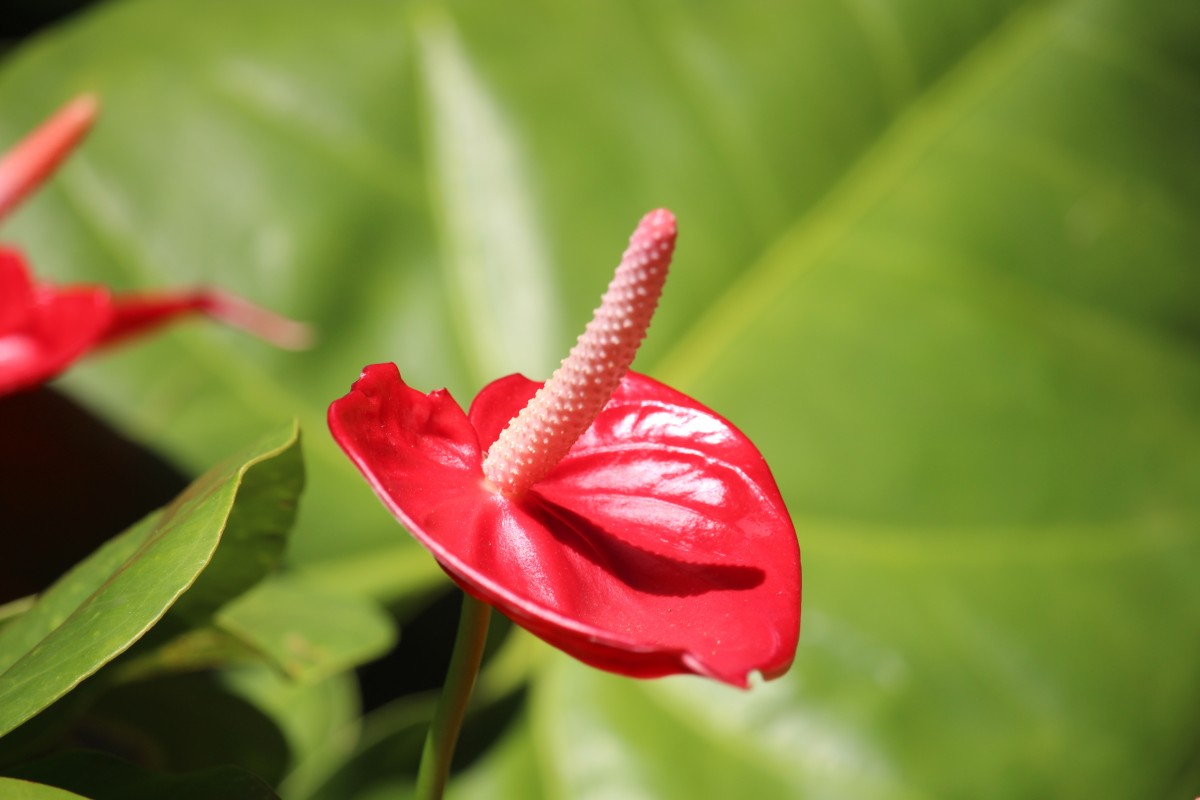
[102,289,314,351]
[0,249,313,395]
[0,249,111,395]
[329,363,801,687]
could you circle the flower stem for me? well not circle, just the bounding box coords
[415,592,492,800]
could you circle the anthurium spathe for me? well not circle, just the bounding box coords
[0,248,312,395]
[329,210,800,687]
[0,96,311,396]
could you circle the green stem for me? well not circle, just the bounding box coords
[415,592,492,800]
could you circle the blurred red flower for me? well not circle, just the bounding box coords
[0,96,310,396]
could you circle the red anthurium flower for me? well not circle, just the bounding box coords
[0,97,311,396]
[330,210,800,687]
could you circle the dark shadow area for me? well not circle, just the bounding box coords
[0,386,189,604]
[0,0,102,40]
[356,586,458,711]
[356,589,512,713]
[0,669,290,789]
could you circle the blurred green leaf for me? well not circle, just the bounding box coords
[306,680,526,800]
[0,422,301,738]
[0,0,1198,797]
[447,707,545,800]
[3,749,280,800]
[81,671,291,786]
[216,575,397,684]
[306,694,430,800]
[222,667,363,800]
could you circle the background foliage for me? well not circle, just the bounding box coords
[1,0,1198,797]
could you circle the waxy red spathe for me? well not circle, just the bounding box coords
[329,210,801,687]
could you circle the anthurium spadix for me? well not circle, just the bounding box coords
[0,96,311,396]
[329,210,801,687]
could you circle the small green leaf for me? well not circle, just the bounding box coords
[0,422,303,738]
[288,544,450,611]
[216,575,397,684]
[3,749,280,800]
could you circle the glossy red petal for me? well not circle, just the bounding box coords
[471,372,801,685]
[0,249,36,330]
[0,249,111,395]
[327,365,616,618]
[330,364,801,687]
[327,362,482,511]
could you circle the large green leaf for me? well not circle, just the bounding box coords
[1,0,1198,797]
[0,422,302,738]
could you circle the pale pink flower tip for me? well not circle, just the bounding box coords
[0,94,100,221]
[483,208,678,497]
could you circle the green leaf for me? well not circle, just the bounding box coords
[1,0,1198,797]
[168,426,303,623]
[3,749,280,800]
[221,667,363,800]
[0,778,89,800]
[304,681,525,800]
[79,671,291,786]
[216,575,397,684]
[304,695,430,800]
[0,423,302,738]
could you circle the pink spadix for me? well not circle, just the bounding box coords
[483,209,676,496]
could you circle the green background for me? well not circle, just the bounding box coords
[1,0,1198,796]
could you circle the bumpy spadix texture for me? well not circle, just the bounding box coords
[483,209,675,496]
[0,96,311,395]
[329,209,801,687]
